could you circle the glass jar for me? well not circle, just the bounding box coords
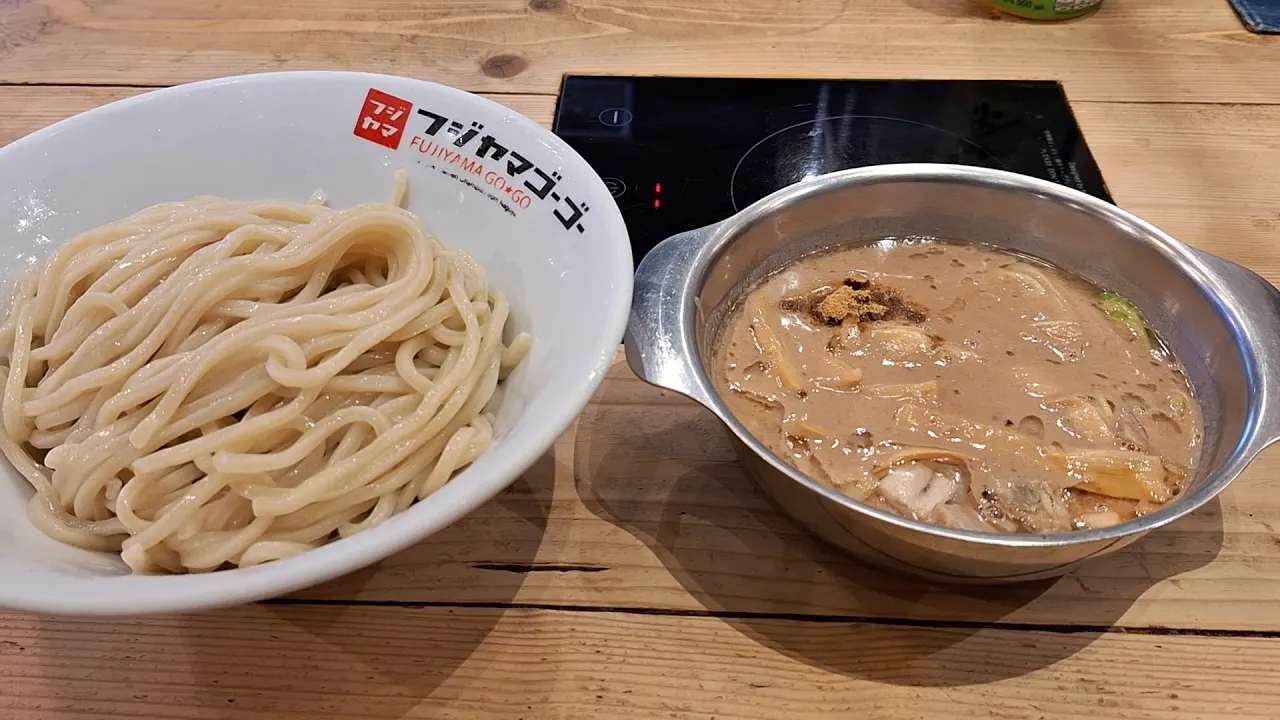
[986,0,1103,20]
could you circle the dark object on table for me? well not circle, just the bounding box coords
[553,76,1109,265]
[1228,0,1280,32]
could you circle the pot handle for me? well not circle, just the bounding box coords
[1194,250,1280,454]
[624,223,720,407]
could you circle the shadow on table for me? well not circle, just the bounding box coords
[32,452,556,716]
[575,407,1225,687]
[282,450,556,602]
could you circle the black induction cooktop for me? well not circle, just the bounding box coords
[552,76,1110,263]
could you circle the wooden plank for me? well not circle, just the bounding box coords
[3,88,1280,629]
[1070,101,1280,275]
[0,87,142,147]
[2,603,1279,719]
[1,0,1279,104]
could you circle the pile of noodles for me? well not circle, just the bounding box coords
[0,177,530,573]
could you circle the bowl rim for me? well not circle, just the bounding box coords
[680,162,1267,549]
[0,70,634,615]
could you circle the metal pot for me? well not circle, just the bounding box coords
[625,163,1280,583]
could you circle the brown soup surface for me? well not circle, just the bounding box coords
[714,239,1203,534]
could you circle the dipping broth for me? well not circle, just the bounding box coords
[714,239,1203,534]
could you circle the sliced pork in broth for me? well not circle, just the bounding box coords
[714,239,1202,534]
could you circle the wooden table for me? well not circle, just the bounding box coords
[4,0,1280,717]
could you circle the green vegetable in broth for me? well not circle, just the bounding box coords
[1098,291,1164,357]
[1099,292,1145,336]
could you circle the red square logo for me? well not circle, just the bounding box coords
[353,88,413,150]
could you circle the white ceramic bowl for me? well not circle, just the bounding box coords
[0,71,632,615]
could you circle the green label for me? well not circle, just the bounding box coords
[987,0,1102,19]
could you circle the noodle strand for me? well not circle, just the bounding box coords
[0,178,530,573]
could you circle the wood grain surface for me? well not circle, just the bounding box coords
[4,604,1280,719]
[1,0,1279,104]
[3,0,1280,717]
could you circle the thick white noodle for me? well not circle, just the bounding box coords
[0,176,531,573]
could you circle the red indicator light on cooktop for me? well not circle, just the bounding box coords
[653,198,661,208]
[655,183,662,193]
